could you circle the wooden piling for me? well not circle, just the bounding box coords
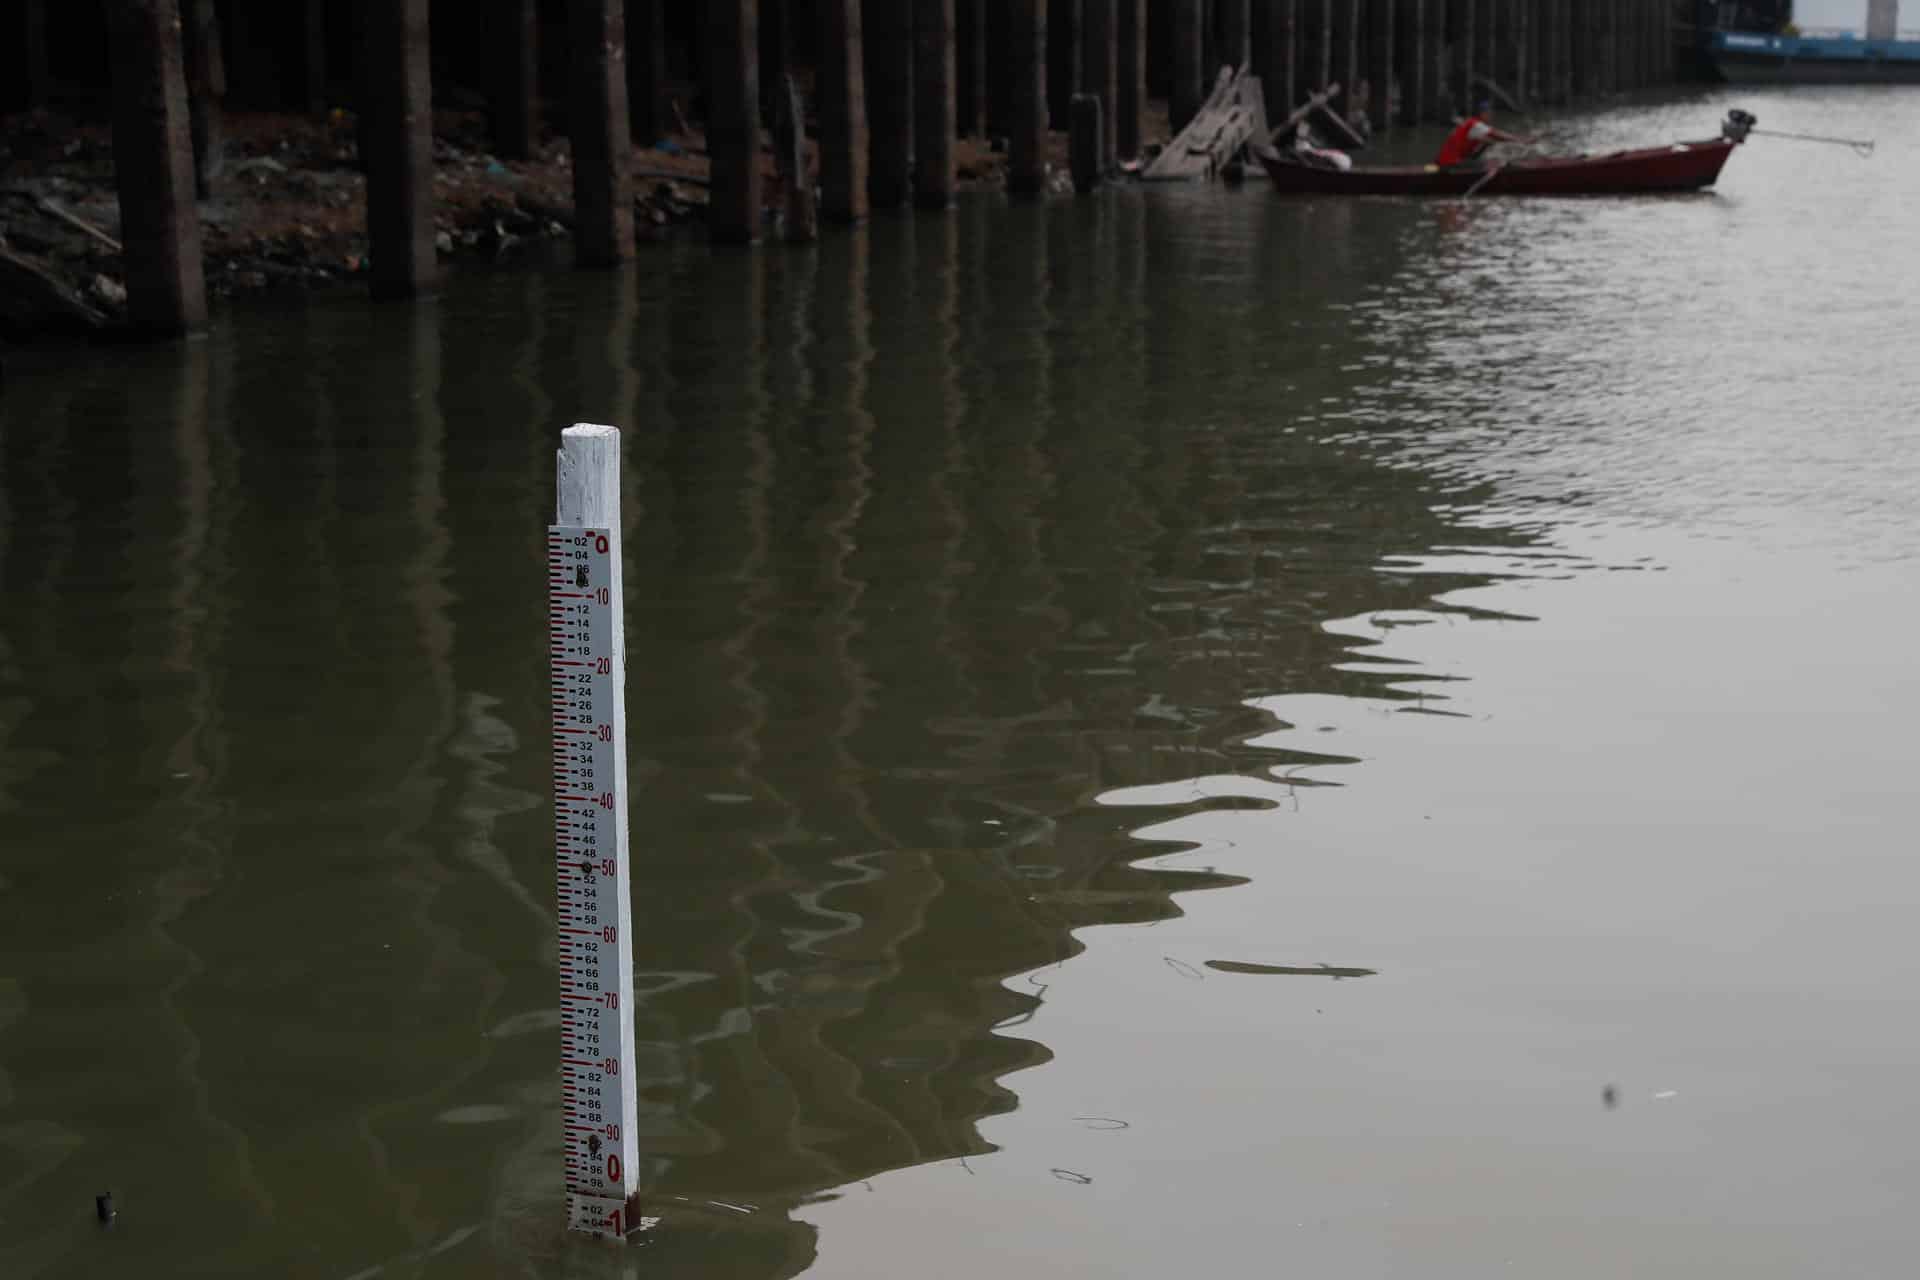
[709,0,763,242]
[819,0,870,222]
[1457,0,1474,111]
[23,0,51,107]
[181,0,224,198]
[1540,0,1564,103]
[569,0,634,266]
[1082,0,1117,171]
[761,0,795,112]
[1252,0,1297,125]
[914,0,956,209]
[105,0,207,336]
[1315,0,1333,90]
[1170,0,1204,134]
[1218,0,1250,68]
[495,0,540,160]
[1069,92,1102,192]
[362,0,438,298]
[773,72,818,240]
[1396,0,1423,124]
[1366,0,1393,132]
[865,0,913,208]
[302,0,328,114]
[627,0,668,145]
[1567,0,1589,100]
[1117,0,1146,160]
[1050,0,1083,128]
[959,0,987,136]
[1331,0,1357,110]
[1514,0,1531,95]
[1007,0,1049,196]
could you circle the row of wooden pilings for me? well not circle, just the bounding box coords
[100,1,1678,340]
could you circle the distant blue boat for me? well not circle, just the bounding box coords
[1707,30,1920,83]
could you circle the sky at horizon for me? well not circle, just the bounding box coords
[1792,0,1878,32]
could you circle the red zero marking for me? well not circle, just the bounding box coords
[562,1058,598,1067]
[560,928,593,936]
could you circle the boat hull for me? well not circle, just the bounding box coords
[1707,31,1920,84]
[1259,139,1738,197]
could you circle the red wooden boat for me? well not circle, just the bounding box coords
[1260,111,1754,197]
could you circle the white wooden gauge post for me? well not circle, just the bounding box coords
[549,424,641,1239]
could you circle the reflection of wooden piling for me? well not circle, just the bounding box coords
[494,0,539,159]
[182,0,225,198]
[1170,0,1204,134]
[915,0,956,209]
[1082,0,1117,171]
[107,0,207,335]
[866,0,913,208]
[1117,0,1146,160]
[1366,0,1393,132]
[1251,0,1295,124]
[819,0,870,222]
[569,0,634,266]
[708,0,763,243]
[362,0,438,298]
[1007,0,1048,196]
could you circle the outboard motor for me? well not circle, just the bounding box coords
[1722,109,1758,143]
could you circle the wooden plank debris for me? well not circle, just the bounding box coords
[1141,65,1269,181]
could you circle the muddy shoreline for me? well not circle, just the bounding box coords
[1,105,1080,349]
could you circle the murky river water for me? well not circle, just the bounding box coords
[3,86,1917,1278]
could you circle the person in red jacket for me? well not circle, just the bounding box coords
[1435,100,1535,168]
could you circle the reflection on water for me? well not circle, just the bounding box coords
[4,86,1917,1279]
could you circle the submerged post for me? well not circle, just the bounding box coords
[1007,0,1049,195]
[106,0,207,337]
[914,0,956,208]
[708,0,763,242]
[819,0,871,221]
[362,0,438,298]
[551,424,642,1241]
[569,0,635,266]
